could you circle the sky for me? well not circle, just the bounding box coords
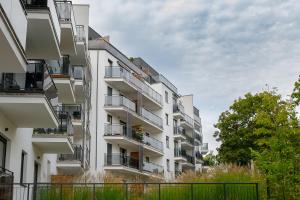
[73,0,300,153]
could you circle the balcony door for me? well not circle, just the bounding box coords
[0,135,7,169]
[107,143,112,165]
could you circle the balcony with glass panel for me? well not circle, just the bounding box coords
[70,25,87,66]
[174,148,187,162]
[104,95,163,133]
[181,133,194,149]
[32,110,74,154]
[58,105,83,137]
[22,0,61,59]
[56,0,77,55]
[73,66,84,103]
[200,143,209,155]
[173,102,185,119]
[104,66,162,110]
[0,60,58,128]
[104,124,163,156]
[57,144,84,175]
[173,126,186,140]
[48,56,75,104]
[180,114,194,130]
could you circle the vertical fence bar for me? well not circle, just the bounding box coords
[125,183,128,200]
[223,183,227,200]
[256,183,259,200]
[158,183,161,200]
[93,184,96,200]
[191,183,193,200]
[27,184,30,200]
[60,184,63,200]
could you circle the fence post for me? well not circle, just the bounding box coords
[125,183,128,200]
[93,184,96,200]
[256,183,259,200]
[60,184,63,200]
[27,183,30,200]
[158,183,161,200]
[191,183,193,200]
[223,183,227,200]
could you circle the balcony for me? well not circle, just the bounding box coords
[22,0,61,59]
[174,148,187,162]
[173,126,186,140]
[48,56,75,104]
[73,66,84,103]
[104,124,163,156]
[181,134,194,149]
[173,102,185,119]
[56,0,76,55]
[180,114,194,130]
[104,66,162,110]
[195,151,203,164]
[194,132,202,146]
[58,105,83,137]
[200,143,209,155]
[0,0,27,72]
[182,154,195,168]
[32,111,74,154]
[104,154,163,178]
[104,95,163,133]
[0,167,13,200]
[0,60,58,128]
[70,25,87,66]
[57,144,84,175]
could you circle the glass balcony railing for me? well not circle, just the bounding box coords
[143,161,164,174]
[104,124,163,152]
[142,134,163,152]
[58,144,83,163]
[173,102,184,114]
[21,0,48,9]
[0,60,57,100]
[182,133,194,146]
[105,95,163,129]
[184,154,195,165]
[58,105,82,122]
[174,126,185,136]
[105,95,136,112]
[181,114,194,128]
[76,25,85,43]
[201,143,209,151]
[34,110,73,136]
[140,108,163,128]
[105,66,162,106]
[104,153,139,170]
[48,56,73,77]
[174,148,187,157]
[73,66,84,80]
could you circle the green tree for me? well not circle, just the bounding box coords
[203,153,217,166]
[214,91,281,165]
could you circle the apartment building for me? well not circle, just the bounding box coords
[0,0,208,184]
[0,0,91,184]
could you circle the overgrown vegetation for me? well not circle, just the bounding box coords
[214,76,300,199]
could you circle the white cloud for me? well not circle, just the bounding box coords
[73,0,300,153]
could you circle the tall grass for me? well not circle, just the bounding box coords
[36,165,263,200]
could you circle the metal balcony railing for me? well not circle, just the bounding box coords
[76,25,85,42]
[58,144,83,163]
[104,153,139,170]
[21,0,48,9]
[181,114,194,128]
[143,161,163,174]
[174,126,185,136]
[142,134,163,152]
[0,167,14,200]
[0,60,57,100]
[173,102,184,114]
[105,66,162,106]
[182,134,194,146]
[174,148,187,157]
[34,110,73,136]
[140,108,163,128]
[73,66,83,80]
[105,95,136,112]
[104,124,163,152]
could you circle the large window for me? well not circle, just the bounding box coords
[0,135,7,169]
[20,151,27,184]
[165,113,169,125]
[165,91,169,103]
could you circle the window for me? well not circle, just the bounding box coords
[107,114,112,124]
[107,86,112,96]
[108,59,113,66]
[0,135,7,169]
[167,159,170,172]
[165,114,169,125]
[146,157,150,163]
[166,136,169,148]
[165,91,169,103]
[20,151,27,184]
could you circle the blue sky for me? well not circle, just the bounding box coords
[74,0,300,152]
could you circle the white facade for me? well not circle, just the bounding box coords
[0,0,207,184]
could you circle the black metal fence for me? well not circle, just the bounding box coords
[0,182,259,200]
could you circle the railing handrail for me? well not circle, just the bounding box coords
[105,66,162,105]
